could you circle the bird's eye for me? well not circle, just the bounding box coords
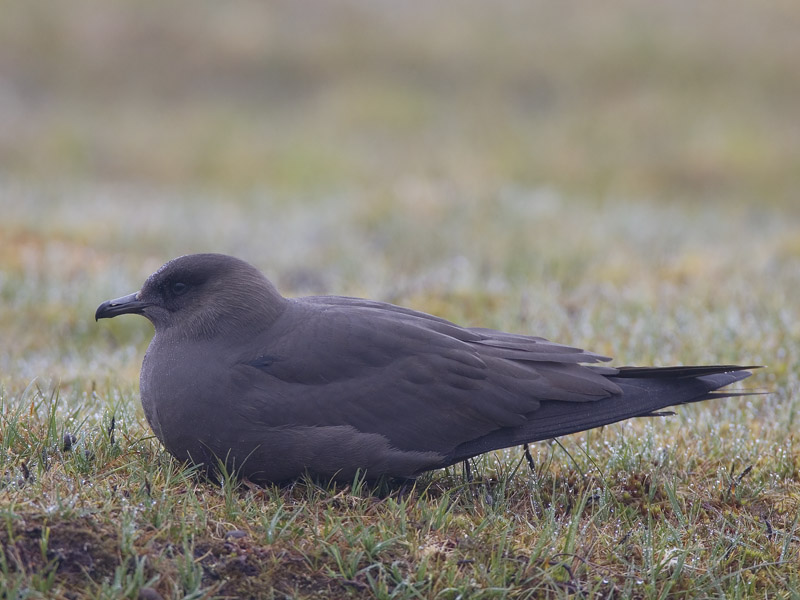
[171,282,188,296]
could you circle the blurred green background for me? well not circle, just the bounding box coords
[1,0,798,391]
[2,1,799,199]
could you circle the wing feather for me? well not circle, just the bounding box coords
[231,297,619,456]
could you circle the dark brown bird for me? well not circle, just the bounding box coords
[96,253,754,483]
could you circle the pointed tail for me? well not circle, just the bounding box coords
[449,366,758,464]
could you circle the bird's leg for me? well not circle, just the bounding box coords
[523,443,536,474]
[390,477,417,500]
[462,459,473,483]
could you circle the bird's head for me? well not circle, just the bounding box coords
[95,254,287,339]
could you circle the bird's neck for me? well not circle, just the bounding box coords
[171,282,289,342]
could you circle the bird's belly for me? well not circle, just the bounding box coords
[138,340,451,482]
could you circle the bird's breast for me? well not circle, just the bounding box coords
[141,336,235,461]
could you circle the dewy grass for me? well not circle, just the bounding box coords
[0,375,796,598]
[6,358,792,599]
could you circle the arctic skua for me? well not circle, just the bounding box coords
[96,253,755,483]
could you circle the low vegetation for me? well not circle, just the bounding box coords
[1,194,797,598]
[1,373,798,599]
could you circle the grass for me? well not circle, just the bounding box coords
[0,385,797,599]
[1,1,800,598]
[1,196,797,598]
